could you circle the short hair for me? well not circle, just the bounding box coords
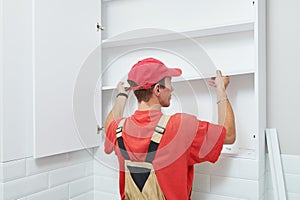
[128,78,166,103]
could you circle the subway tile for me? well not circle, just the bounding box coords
[68,149,94,165]
[0,159,26,182]
[193,173,210,192]
[281,154,300,175]
[238,158,259,180]
[194,162,213,174]
[93,147,119,172]
[288,192,300,200]
[26,184,68,200]
[92,147,99,156]
[0,183,3,199]
[69,176,93,198]
[285,173,300,194]
[191,191,245,200]
[94,160,119,179]
[70,191,94,200]
[93,147,102,156]
[195,157,259,180]
[26,153,69,176]
[94,175,119,194]
[49,163,87,187]
[94,191,120,200]
[264,190,300,200]
[210,176,259,200]
[85,161,94,176]
[2,173,48,200]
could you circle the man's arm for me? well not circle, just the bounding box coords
[209,70,236,144]
[104,82,131,131]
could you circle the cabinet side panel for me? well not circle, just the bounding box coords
[2,0,33,161]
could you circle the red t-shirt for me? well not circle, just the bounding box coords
[105,110,226,200]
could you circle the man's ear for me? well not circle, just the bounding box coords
[153,84,160,96]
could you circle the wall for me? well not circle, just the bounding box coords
[265,154,300,200]
[267,0,300,155]
[263,0,300,182]
[0,149,94,200]
[95,145,263,200]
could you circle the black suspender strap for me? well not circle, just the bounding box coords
[116,115,170,162]
[145,115,170,163]
[116,118,130,160]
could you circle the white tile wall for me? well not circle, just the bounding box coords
[94,161,118,179]
[265,154,300,200]
[93,146,121,199]
[0,159,26,182]
[26,153,69,176]
[210,176,259,200]
[69,176,93,198]
[0,149,94,200]
[1,148,299,200]
[93,151,263,199]
[71,191,94,200]
[288,192,300,200]
[285,173,300,194]
[26,184,69,200]
[282,154,300,174]
[195,156,259,180]
[94,191,120,200]
[2,173,48,199]
[49,163,87,187]
[94,175,119,195]
[191,191,246,200]
[193,174,210,193]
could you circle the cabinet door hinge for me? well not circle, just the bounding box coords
[97,125,104,134]
[96,22,104,31]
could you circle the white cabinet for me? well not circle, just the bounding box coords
[1,0,265,166]
[101,0,266,160]
[99,2,266,198]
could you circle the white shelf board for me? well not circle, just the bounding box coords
[102,69,255,91]
[102,21,254,49]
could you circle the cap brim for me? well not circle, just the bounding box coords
[166,68,182,77]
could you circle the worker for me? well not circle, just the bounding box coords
[104,57,236,200]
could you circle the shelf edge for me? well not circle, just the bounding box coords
[102,21,254,49]
[102,70,255,91]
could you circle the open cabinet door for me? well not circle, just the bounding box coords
[34,0,101,158]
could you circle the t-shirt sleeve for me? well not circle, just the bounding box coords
[104,119,119,154]
[189,121,226,165]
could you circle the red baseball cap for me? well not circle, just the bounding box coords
[128,58,182,91]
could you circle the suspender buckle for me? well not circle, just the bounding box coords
[116,127,122,134]
[154,125,165,134]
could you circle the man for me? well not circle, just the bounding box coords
[104,57,236,200]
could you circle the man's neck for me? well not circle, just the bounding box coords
[138,100,161,111]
